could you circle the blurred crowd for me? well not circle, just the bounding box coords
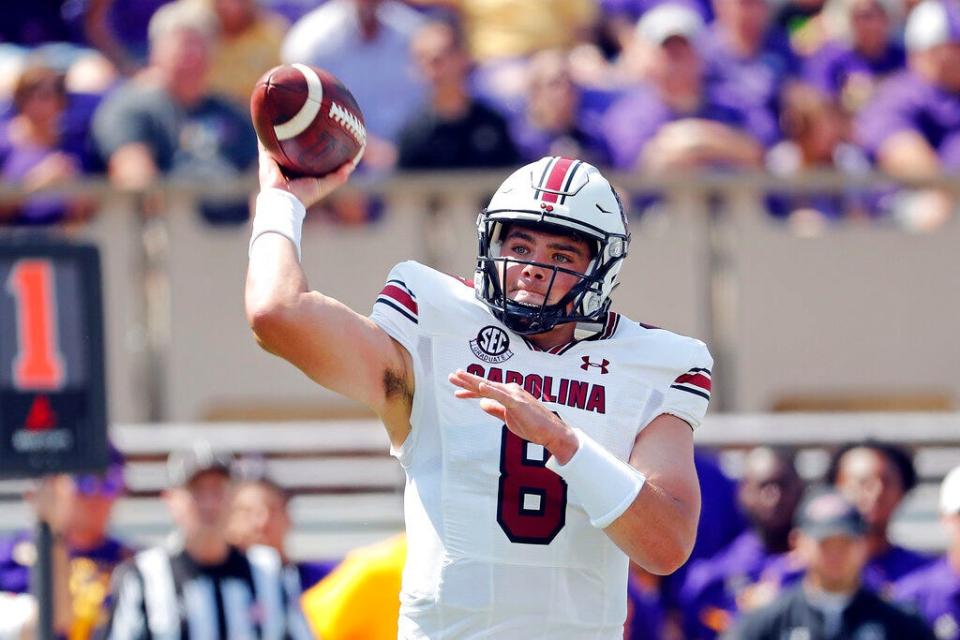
[2,439,959,639]
[1,0,959,229]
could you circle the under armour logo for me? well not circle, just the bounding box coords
[540,202,554,212]
[580,356,609,374]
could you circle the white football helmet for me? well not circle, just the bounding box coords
[475,156,630,335]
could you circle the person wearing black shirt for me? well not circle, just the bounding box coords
[396,19,517,170]
[725,490,935,640]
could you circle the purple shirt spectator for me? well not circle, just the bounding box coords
[659,450,748,622]
[507,51,615,167]
[893,556,960,639]
[97,0,175,65]
[0,530,133,594]
[626,573,667,639]
[803,40,905,108]
[679,530,799,639]
[601,82,757,169]
[0,120,85,225]
[855,70,960,169]
[510,117,613,167]
[865,544,934,592]
[699,25,799,146]
[0,2,86,46]
[602,0,714,22]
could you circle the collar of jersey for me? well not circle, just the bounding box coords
[518,312,621,355]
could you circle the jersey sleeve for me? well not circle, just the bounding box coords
[660,339,713,431]
[369,262,422,354]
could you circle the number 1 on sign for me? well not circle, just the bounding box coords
[7,260,65,390]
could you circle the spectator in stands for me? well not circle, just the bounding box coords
[282,0,426,171]
[396,19,518,170]
[0,3,87,48]
[411,0,598,113]
[827,440,933,591]
[802,0,904,115]
[102,442,313,639]
[227,469,333,591]
[765,81,875,227]
[0,448,134,639]
[680,446,805,639]
[657,450,749,639]
[194,0,288,109]
[855,0,960,230]
[0,60,96,226]
[625,569,668,639]
[301,534,407,640]
[893,465,960,639]
[600,4,764,172]
[83,0,176,75]
[92,1,258,224]
[700,0,799,148]
[724,490,936,640]
[508,49,611,166]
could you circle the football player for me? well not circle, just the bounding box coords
[246,151,713,638]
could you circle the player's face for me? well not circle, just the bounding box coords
[498,225,592,308]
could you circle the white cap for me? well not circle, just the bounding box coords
[942,465,960,515]
[905,0,960,52]
[636,3,705,46]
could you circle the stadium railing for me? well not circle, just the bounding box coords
[1,170,958,424]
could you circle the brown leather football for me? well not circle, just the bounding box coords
[250,64,366,177]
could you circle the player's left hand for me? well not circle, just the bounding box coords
[449,369,578,461]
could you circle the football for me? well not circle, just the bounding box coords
[250,63,366,177]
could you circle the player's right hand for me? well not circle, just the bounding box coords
[257,144,354,209]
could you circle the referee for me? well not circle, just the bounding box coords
[99,443,312,639]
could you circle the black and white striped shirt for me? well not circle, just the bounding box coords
[101,543,312,640]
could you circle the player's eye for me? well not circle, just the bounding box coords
[554,253,573,264]
[509,244,530,256]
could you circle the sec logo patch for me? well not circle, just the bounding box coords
[470,326,514,364]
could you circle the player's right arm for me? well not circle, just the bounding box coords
[245,149,414,446]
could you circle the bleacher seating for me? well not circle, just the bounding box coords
[0,413,956,561]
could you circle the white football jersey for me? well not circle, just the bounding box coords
[370,261,712,640]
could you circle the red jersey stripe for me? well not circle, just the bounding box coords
[673,372,712,392]
[379,284,418,315]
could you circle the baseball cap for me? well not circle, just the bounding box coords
[636,3,705,45]
[73,444,125,497]
[796,490,867,539]
[940,465,960,514]
[167,441,233,487]
[905,0,960,52]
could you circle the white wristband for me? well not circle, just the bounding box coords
[546,428,646,528]
[249,188,307,261]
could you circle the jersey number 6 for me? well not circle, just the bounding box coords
[496,426,567,544]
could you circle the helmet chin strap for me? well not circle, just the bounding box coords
[573,320,605,340]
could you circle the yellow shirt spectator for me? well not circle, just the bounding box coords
[187,0,288,107]
[301,535,407,640]
[462,0,597,61]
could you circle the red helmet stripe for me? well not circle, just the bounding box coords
[540,157,575,204]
